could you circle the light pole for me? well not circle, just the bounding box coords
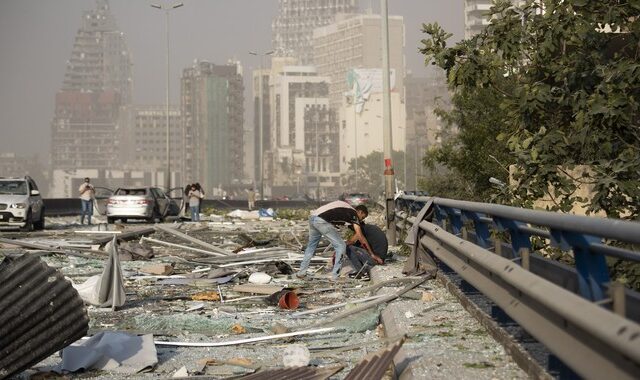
[249,51,273,200]
[151,2,183,191]
[315,105,320,200]
[381,0,396,243]
[354,97,358,190]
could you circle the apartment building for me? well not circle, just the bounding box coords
[313,13,405,109]
[118,105,182,184]
[181,61,244,193]
[272,0,358,65]
[266,65,339,198]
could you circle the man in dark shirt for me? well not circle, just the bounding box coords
[296,201,371,281]
[346,221,389,280]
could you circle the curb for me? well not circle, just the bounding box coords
[434,271,552,379]
[370,265,416,379]
[372,264,551,379]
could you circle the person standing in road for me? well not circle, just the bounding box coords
[247,187,256,211]
[194,183,205,216]
[78,177,95,225]
[187,184,203,221]
[296,202,371,281]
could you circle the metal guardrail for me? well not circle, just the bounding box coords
[394,194,640,380]
[42,198,321,217]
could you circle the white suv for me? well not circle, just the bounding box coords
[0,176,45,231]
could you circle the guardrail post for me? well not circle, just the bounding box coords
[494,218,532,261]
[550,231,609,301]
[462,211,492,249]
[520,248,530,271]
[440,206,463,236]
[610,282,626,317]
[434,206,448,230]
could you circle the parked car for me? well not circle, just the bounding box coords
[106,187,179,223]
[339,192,372,207]
[0,176,45,231]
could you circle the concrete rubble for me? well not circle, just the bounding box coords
[0,210,528,379]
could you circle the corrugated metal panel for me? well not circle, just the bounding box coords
[229,365,343,380]
[0,254,89,380]
[344,337,406,380]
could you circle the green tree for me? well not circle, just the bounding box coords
[343,150,406,198]
[420,0,640,218]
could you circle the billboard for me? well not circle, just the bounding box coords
[346,68,396,113]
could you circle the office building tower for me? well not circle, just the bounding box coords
[272,0,358,64]
[313,13,405,108]
[118,105,183,183]
[181,60,244,193]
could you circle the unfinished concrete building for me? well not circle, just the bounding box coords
[50,0,132,171]
[272,0,358,64]
[181,61,244,194]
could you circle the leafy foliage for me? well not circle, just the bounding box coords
[342,150,408,197]
[419,0,640,219]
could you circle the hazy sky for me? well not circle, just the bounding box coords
[0,0,463,159]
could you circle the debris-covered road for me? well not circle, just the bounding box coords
[1,210,527,379]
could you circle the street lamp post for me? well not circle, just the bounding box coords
[315,106,320,200]
[151,2,183,191]
[354,98,358,190]
[249,51,273,201]
[381,0,396,243]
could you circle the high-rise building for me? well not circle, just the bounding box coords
[252,67,272,185]
[340,69,406,176]
[50,0,132,171]
[272,0,358,65]
[181,61,244,193]
[313,13,405,108]
[118,105,182,183]
[404,68,451,189]
[266,65,339,199]
[464,0,492,39]
[465,0,525,39]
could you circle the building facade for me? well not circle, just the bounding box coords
[272,0,358,64]
[404,69,451,189]
[50,0,132,171]
[464,0,493,39]
[265,65,340,199]
[465,0,526,38]
[313,13,405,108]
[252,67,272,186]
[118,105,183,185]
[181,61,244,193]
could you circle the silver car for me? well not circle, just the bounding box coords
[0,176,45,231]
[106,187,178,223]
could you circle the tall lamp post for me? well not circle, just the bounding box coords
[249,50,273,200]
[314,106,320,200]
[381,0,396,243]
[151,2,183,191]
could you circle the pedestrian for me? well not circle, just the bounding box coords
[187,184,203,221]
[194,183,205,216]
[183,184,192,219]
[247,187,256,211]
[296,202,370,281]
[78,177,95,225]
[346,220,388,280]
